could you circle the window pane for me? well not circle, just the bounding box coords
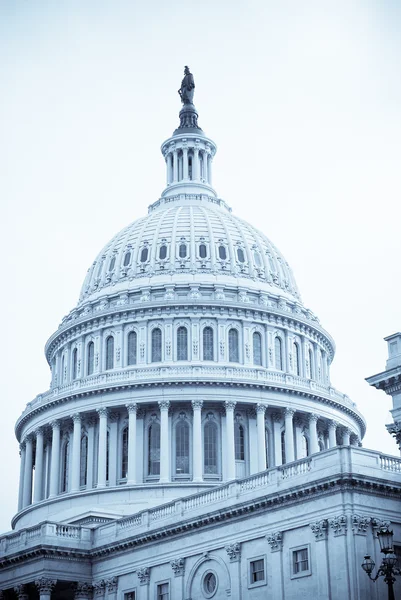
[179,243,187,258]
[62,441,69,492]
[237,248,245,263]
[106,336,114,370]
[177,326,188,361]
[199,243,207,258]
[157,583,169,600]
[80,436,88,487]
[148,423,160,475]
[204,421,218,474]
[293,342,300,376]
[281,430,286,464]
[274,337,282,370]
[234,423,245,460]
[140,247,148,263]
[121,427,128,478]
[218,245,227,260]
[251,559,265,583]
[128,331,137,365]
[109,256,116,271]
[72,348,78,379]
[175,419,190,474]
[87,342,94,375]
[152,328,162,362]
[254,251,262,267]
[308,349,313,378]
[229,329,239,362]
[294,548,309,573]
[123,251,131,266]
[159,245,167,260]
[253,332,262,366]
[203,327,214,361]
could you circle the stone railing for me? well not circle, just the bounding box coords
[379,454,401,472]
[0,522,91,557]
[20,365,359,421]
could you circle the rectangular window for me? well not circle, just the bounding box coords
[248,556,266,588]
[157,582,169,600]
[124,593,135,600]
[291,545,311,578]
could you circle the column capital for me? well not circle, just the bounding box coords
[74,582,92,598]
[23,434,34,445]
[126,402,138,414]
[309,413,319,423]
[343,426,352,435]
[225,541,241,562]
[285,407,296,419]
[266,531,283,552]
[50,419,60,430]
[71,413,82,424]
[191,399,204,410]
[19,441,26,453]
[14,585,29,600]
[328,419,338,430]
[158,400,170,411]
[34,427,44,437]
[105,577,118,592]
[170,557,185,577]
[256,403,267,414]
[97,407,108,418]
[35,578,57,593]
[137,566,150,585]
[224,400,237,412]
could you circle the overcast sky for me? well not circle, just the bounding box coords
[1,0,401,534]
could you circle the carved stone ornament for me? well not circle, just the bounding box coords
[328,514,347,536]
[126,402,138,414]
[137,566,150,585]
[105,577,118,592]
[387,421,401,449]
[225,400,237,412]
[371,518,391,530]
[74,582,93,598]
[310,519,328,540]
[351,514,372,535]
[158,399,170,411]
[191,399,203,410]
[225,542,241,561]
[92,580,106,596]
[266,531,283,552]
[170,557,185,576]
[13,586,29,600]
[256,403,266,414]
[35,578,57,593]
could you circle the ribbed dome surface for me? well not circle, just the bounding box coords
[79,198,301,304]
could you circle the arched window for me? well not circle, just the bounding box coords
[159,245,167,260]
[148,422,161,476]
[237,248,245,263]
[234,422,245,460]
[128,331,137,366]
[175,418,190,476]
[301,434,309,458]
[151,328,162,362]
[87,341,94,376]
[218,245,227,260]
[253,332,262,366]
[203,327,214,361]
[179,243,187,258]
[106,431,110,482]
[188,156,193,180]
[265,428,269,468]
[254,251,262,268]
[274,337,283,370]
[321,350,326,382]
[318,439,325,452]
[228,328,239,362]
[72,348,78,380]
[204,420,218,475]
[199,243,207,258]
[177,326,188,361]
[281,430,286,464]
[123,251,131,267]
[61,440,69,493]
[121,426,128,479]
[106,336,114,370]
[109,256,116,271]
[80,435,88,487]
[61,354,65,382]
[307,348,314,379]
[293,342,300,376]
[140,247,148,263]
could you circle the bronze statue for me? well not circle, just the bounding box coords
[178,66,195,105]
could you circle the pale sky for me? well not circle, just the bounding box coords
[1,0,401,534]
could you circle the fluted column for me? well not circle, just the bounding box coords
[49,420,61,497]
[203,150,208,182]
[35,578,57,600]
[173,150,178,182]
[272,413,282,466]
[193,148,200,180]
[97,408,108,488]
[159,400,170,483]
[342,428,351,446]
[294,418,304,460]
[225,400,236,480]
[126,403,137,484]
[18,442,26,511]
[183,146,188,179]
[191,399,203,482]
[166,153,172,184]
[256,404,267,471]
[328,420,337,448]
[22,435,33,507]
[71,413,82,492]
[208,154,213,185]
[86,417,95,489]
[33,428,44,502]
[284,408,295,463]
[308,414,319,455]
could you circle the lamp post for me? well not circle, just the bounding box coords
[361,527,401,600]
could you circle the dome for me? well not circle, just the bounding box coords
[79,197,301,306]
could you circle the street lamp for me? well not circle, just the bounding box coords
[361,527,401,600]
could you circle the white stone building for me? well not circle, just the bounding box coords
[0,73,400,600]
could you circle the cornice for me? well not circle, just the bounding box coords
[15,376,365,440]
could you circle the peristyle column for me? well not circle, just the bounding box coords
[256,404,267,471]
[272,413,282,466]
[18,442,26,511]
[173,150,178,182]
[328,420,337,448]
[71,413,82,491]
[308,414,319,455]
[342,427,351,445]
[166,152,172,184]
[284,408,295,463]
[203,151,209,182]
[97,408,108,488]
[22,435,33,507]
[193,147,200,180]
[49,420,61,497]
[192,399,203,482]
[33,427,44,502]
[183,146,188,179]
[34,578,57,600]
[225,400,236,480]
[126,403,137,484]
[159,400,170,483]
